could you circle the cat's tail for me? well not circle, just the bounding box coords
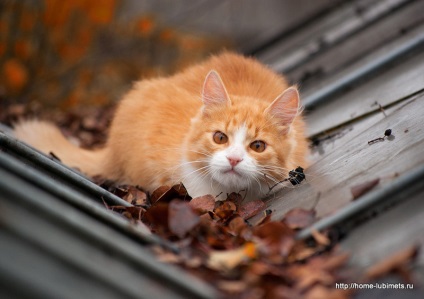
[13,120,107,178]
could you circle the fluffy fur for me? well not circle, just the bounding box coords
[14,52,309,201]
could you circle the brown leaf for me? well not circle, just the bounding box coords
[296,270,334,291]
[310,253,350,271]
[150,185,174,203]
[311,229,330,246]
[168,199,200,238]
[350,178,380,200]
[254,222,295,242]
[189,194,215,214]
[214,201,237,221]
[254,222,295,260]
[111,186,130,198]
[171,183,191,199]
[226,192,244,206]
[364,245,419,281]
[249,210,272,227]
[123,186,148,206]
[207,242,257,271]
[142,202,169,230]
[227,216,248,235]
[283,208,316,230]
[238,200,266,220]
[304,285,350,299]
[151,184,191,204]
[124,206,145,221]
[216,280,247,293]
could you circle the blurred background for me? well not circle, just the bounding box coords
[0,0,339,109]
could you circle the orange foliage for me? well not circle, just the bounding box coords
[0,43,6,57]
[2,59,29,93]
[14,40,32,60]
[159,28,175,42]
[43,0,73,27]
[137,16,155,36]
[43,0,116,27]
[0,20,8,34]
[58,43,87,61]
[19,11,36,32]
[85,0,116,25]
[61,91,80,109]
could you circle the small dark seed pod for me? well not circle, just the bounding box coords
[384,129,392,137]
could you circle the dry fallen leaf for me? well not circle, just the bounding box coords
[214,201,237,221]
[238,200,266,220]
[226,192,244,206]
[311,228,331,246]
[142,202,169,231]
[207,242,257,271]
[254,222,295,261]
[283,208,316,229]
[364,244,419,281]
[168,199,200,238]
[227,216,248,235]
[350,178,380,200]
[189,194,216,214]
[123,186,148,206]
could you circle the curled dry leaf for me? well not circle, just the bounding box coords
[283,208,316,230]
[227,216,248,235]
[311,228,331,246]
[350,178,380,200]
[123,186,148,206]
[226,192,244,206]
[110,205,145,221]
[168,199,200,238]
[238,200,266,220]
[172,183,191,199]
[214,201,237,221]
[142,202,169,230]
[216,280,247,293]
[189,194,215,214]
[364,244,419,281]
[254,222,295,260]
[207,242,257,271]
[150,185,172,203]
[251,209,272,226]
[151,183,192,204]
[304,285,351,299]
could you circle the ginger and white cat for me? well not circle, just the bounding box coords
[14,52,308,201]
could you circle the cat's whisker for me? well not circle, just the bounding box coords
[178,165,211,183]
[168,159,208,173]
[184,149,214,158]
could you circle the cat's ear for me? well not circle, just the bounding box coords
[265,87,300,133]
[202,70,230,110]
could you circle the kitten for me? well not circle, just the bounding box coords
[14,52,309,201]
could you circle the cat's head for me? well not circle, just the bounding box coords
[183,70,303,199]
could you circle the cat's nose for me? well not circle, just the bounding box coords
[227,156,243,167]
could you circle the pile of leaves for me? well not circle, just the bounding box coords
[96,181,418,299]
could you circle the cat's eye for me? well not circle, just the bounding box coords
[213,131,228,144]
[250,140,266,153]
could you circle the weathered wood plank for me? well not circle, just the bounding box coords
[265,93,424,220]
[340,189,424,269]
[120,0,340,53]
[305,48,424,137]
[257,0,381,65]
[289,0,424,85]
